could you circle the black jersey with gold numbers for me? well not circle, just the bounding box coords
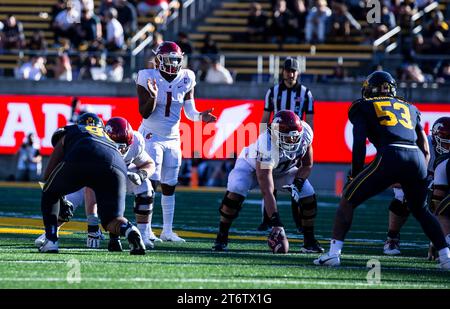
[57,125,124,169]
[348,96,421,149]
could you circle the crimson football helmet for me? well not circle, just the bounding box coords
[270,110,303,159]
[153,41,184,75]
[105,117,134,156]
[431,117,450,155]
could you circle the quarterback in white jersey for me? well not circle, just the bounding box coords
[136,41,216,242]
[213,110,320,252]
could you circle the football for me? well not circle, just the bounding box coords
[267,227,289,254]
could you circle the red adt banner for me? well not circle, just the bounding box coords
[0,95,449,163]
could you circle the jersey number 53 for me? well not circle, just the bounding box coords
[373,101,413,130]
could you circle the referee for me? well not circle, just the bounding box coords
[258,57,323,253]
[261,57,314,127]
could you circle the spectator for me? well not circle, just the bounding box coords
[1,15,25,50]
[53,0,80,46]
[425,11,449,37]
[305,0,332,44]
[424,31,447,55]
[329,3,351,38]
[17,56,47,81]
[53,53,73,81]
[75,8,102,48]
[196,56,211,82]
[106,56,124,81]
[271,0,298,43]
[15,133,42,182]
[401,62,426,82]
[105,8,125,51]
[247,2,269,42]
[51,0,67,25]
[137,0,169,17]
[78,55,95,80]
[98,0,115,18]
[115,0,138,40]
[205,58,233,84]
[27,30,48,51]
[200,34,220,57]
[176,32,194,56]
[435,62,450,83]
[380,4,396,30]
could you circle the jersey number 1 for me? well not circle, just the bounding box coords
[373,101,413,129]
[165,91,172,117]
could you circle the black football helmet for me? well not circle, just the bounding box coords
[362,71,397,98]
[77,112,104,128]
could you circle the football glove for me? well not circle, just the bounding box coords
[282,178,305,203]
[86,230,104,248]
[58,197,74,222]
[127,170,148,186]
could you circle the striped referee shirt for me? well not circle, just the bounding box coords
[264,82,314,120]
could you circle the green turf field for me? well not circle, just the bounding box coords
[0,183,448,288]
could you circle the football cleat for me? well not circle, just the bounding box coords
[313,252,341,267]
[34,233,46,248]
[300,240,325,253]
[143,238,155,250]
[212,240,228,252]
[383,237,401,255]
[149,231,162,243]
[86,231,104,248]
[39,239,59,253]
[108,238,123,252]
[160,231,185,242]
[126,226,146,255]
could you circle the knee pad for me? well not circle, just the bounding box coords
[134,192,154,216]
[219,191,244,220]
[389,198,410,217]
[299,195,317,220]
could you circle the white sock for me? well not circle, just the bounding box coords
[87,214,99,227]
[445,234,450,247]
[329,239,344,256]
[137,223,149,236]
[161,194,175,234]
[438,247,450,261]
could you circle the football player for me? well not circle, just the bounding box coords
[314,71,450,269]
[136,41,216,242]
[38,113,146,254]
[36,116,157,251]
[212,110,319,252]
[428,117,450,258]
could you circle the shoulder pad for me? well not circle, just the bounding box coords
[348,98,364,121]
[51,127,67,147]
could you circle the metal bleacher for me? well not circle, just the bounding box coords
[187,0,376,81]
[0,0,178,74]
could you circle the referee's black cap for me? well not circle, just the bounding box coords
[283,57,300,71]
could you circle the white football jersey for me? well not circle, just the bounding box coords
[239,121,313,175]
[124,131,152,167]
[136,68,196,139]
